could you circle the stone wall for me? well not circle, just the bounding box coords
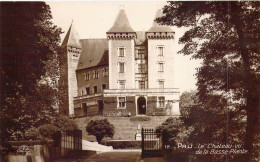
[76,65,109,96]
[147,38,175,89]
[67,47,81,116]
[103,96,136,116]
[74,116,172,141]
[74,96,103,117]
[109,39,135,89]
[147,96,166,116]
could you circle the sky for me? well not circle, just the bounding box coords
[47,1,202,93]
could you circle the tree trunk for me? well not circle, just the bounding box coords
[231,8,260,160]
[244,104,258,160]
[96,135,103,144]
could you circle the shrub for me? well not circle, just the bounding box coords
[7,140,46,146]
[102,140,141,149]
[38,124,60,141]
[54,115,78,132]
[130,116,151,122]
[155,117,183,146]
[24,127,39,140]
[86,119,114,143]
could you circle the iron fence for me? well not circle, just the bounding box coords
[141,128,164,157]
[53,129,82,158]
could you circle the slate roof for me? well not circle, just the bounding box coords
[147,9,174,33]
[76,39,108,70]
[61,23,82,48]
[107,9,135,33]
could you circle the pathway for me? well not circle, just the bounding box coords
[81,151,141,162]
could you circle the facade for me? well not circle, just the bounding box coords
[61,9,180,117]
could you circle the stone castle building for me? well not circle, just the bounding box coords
[60,9,180,117]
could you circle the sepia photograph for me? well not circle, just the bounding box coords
[0,1,259,162]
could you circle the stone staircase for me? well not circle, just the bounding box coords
[82,140,113,152]
[74,116,171,141]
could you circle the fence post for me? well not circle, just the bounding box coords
[162,130,165,151]
[141,128,144,153]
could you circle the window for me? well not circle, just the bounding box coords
[139,81,145,89]
[93,86,98,94]
[138,64,146,73]
[103,67,108,77]
[118,47,125,57]
[86,87,90,95]
[82,103,87,113]
[158,63,164,72]
[118,80,125,89]
[137,53,145,59]
[158,46,164,56]
[93,70,99,79]
[158,96,165,108]
[118,97,126,108]
[119,63,124,73]
[137,49,145,59]
[102,84,107,92]
[84,72,90,81]
[158,81,164,89]
[81,90,84,96]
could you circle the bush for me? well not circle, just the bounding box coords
[38,124,60,141]
[102,140,141,149]
[24,127,39,140]
[54,115,78,132]
[7,140,46,146]
[86,119,114,143]
[155,117,183,146]
[130,116,151,122]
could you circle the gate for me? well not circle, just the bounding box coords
[53,129,82,158]
[141,128,164,157]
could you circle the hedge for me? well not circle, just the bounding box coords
[7,140,47,146]
[102,140,141,149]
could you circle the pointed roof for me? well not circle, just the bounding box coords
[77,39,108,70]
[61,22,81,48]
[147,9,174,33]
[107,9,135,33]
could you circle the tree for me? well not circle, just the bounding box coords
[157,2,260,160]
[0,2,62,142]
[179,90,199,118]
[156,117,189,147]
[86,119,115,144]
[38,124,60,142]
[54,115,78,132]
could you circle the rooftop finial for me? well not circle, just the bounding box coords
[119,5,125,10]
[157,4,160,9]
